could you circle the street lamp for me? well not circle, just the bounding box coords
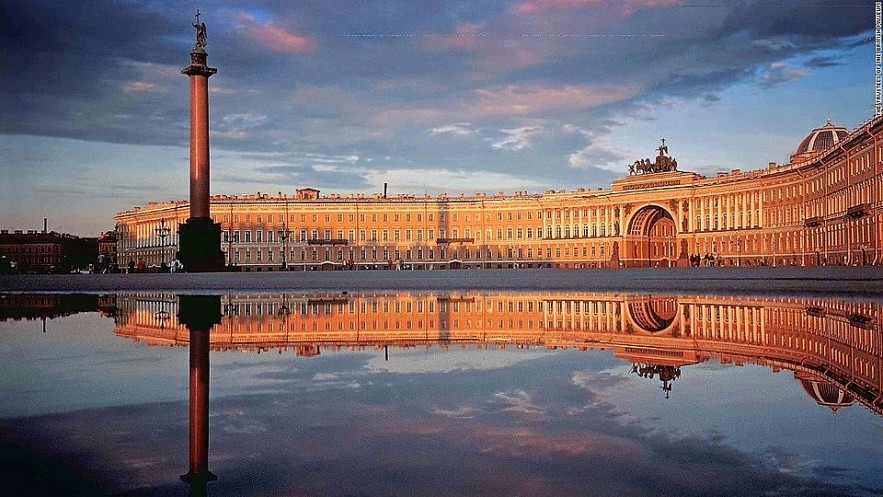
[277,228,292,270]
[736,238,742,267]
[155,218,171,268]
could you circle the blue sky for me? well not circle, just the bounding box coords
[0,0,877,235]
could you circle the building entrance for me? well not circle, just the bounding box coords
[625,205,677,267]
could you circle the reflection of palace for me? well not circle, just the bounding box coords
[113,292,882,415]
[115,119,882,269]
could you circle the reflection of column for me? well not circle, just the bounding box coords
[178,295,222,494]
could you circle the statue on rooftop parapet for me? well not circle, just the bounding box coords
[628,138,679,175]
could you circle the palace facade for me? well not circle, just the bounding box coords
[114,117,883,270]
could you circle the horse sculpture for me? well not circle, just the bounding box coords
[628,139,679,175]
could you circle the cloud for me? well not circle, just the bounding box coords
[758,62,810,88]
[513,0,679,18]
[122,81,160,93]
[235,12,317,53]
[428,123,476,137]
[568,140,631,170]
[471,84,642,118]
[491,126,543,151]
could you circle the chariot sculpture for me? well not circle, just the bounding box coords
[629,138,679,175]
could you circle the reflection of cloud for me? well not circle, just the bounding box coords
[366,348,553,373]
[432,406,477,419]
[214,406,269,435]
[490,390,545,416]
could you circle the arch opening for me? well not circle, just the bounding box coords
[624,206,677,267]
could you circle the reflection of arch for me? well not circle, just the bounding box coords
[625,205,677,267]
[625,295,679,334]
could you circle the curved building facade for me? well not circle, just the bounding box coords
[115,117,883,270]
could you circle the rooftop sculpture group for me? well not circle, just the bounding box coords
[629,139,679,175]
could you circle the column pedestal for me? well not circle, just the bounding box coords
[179,217,224,272]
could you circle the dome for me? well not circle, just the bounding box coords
[791,119,849,164]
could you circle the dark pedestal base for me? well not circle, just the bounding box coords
[178,217,224,272]
[177,295,222,330]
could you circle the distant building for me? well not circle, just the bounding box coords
[0,230,97,274]
[98,230,117,265]
[115,118,883,270]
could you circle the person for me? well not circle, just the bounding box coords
[127,259,136,273]
[136,258,146,273]
[170,257,183,273]
[97,253,107,273]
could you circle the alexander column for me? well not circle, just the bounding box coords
[179,10,224,272]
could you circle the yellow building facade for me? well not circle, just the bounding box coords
[115,117,883,270]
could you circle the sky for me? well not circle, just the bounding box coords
[0,0,878,236]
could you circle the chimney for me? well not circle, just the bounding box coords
[383,183,388,199]
[43,217,47,233]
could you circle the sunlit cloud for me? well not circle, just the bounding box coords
[513,0,679,17]
[236,12,317,53]
[472,84,642,117]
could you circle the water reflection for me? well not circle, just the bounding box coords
[108,291,881,416]
[177,295,221,496]
[2,291,882,495]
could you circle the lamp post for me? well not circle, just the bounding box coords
[224,202,235,268]
[736,238,742,267]
[278,228,292,270]
[155,218,171,268]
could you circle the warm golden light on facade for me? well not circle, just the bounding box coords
[115,117,883,270]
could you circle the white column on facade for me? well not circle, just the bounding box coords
[757,192,766,226]
[605,207,611,237]
[552,208,558,239]
[688,200,694,232]
[700,198,705,231]
[736,194,742,229]
[579,208,584,237]
[542,209,548,239]
[726,195,732,230]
